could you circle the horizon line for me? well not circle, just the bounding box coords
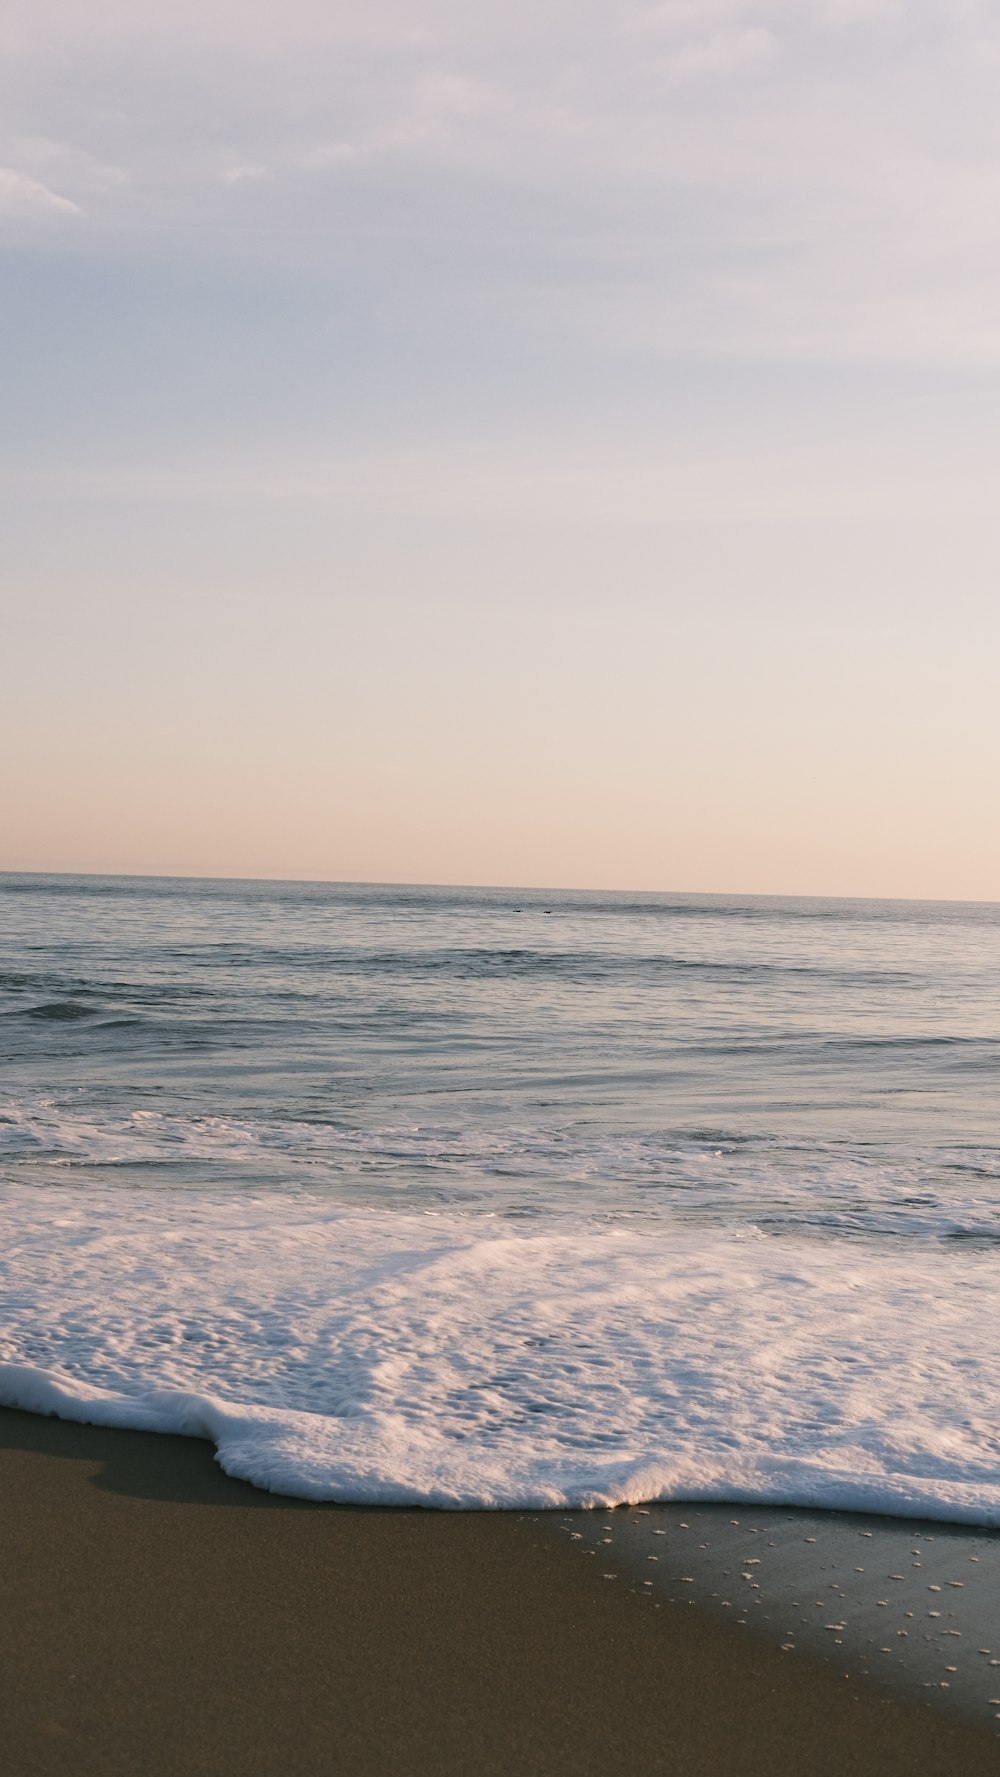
[0,867,996,910]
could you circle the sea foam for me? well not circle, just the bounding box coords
[2,1183,999,1516]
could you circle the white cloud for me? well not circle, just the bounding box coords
[295,142,361,169]
[291,72,510,168]
[819,0,905,20]
[12,135,126,193]
[3,2,1000,364]
[657,25,775,79]
[0,166,79,217]
[219,161,270,183]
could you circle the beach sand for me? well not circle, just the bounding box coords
[566,1498,1000,1720]
[3,1407,999,1777]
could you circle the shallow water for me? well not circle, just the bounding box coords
[1,874,999,1510]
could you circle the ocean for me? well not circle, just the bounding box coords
[2,873,999,1514]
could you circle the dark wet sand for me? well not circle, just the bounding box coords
[2,1408,999,1777]
[571,1499,1000,1720]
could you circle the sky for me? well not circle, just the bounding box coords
[3,0,999,896]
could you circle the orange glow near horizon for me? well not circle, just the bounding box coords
[5,516,999,902]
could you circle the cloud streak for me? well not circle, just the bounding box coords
[0,166,79,218]
[2,3,999,364]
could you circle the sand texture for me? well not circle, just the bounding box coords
[2,1407,999,1776]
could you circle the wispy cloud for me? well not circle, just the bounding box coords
[218,161,270,184]
[12,135,127,193]
[656,25,775,81]
[4,2,1000,365]
[0,166,79,217]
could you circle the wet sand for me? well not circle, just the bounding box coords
[2,1408,999,1776]
[569,1499,1000,1720]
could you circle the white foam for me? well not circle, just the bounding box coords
[2,1183,1000,1514]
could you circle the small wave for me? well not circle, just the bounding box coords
[3,1098,1000,1244]
[2,1186,1000,1516]
[21,1001,98,1022]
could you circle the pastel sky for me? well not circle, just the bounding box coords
[4,0,999,896]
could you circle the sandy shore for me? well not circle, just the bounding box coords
[3,1408,999,1776]
[565,1497,1000,1719]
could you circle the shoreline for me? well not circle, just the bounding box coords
[3,1408,1000,1775]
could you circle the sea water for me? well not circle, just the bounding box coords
[1,874,999,1512]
